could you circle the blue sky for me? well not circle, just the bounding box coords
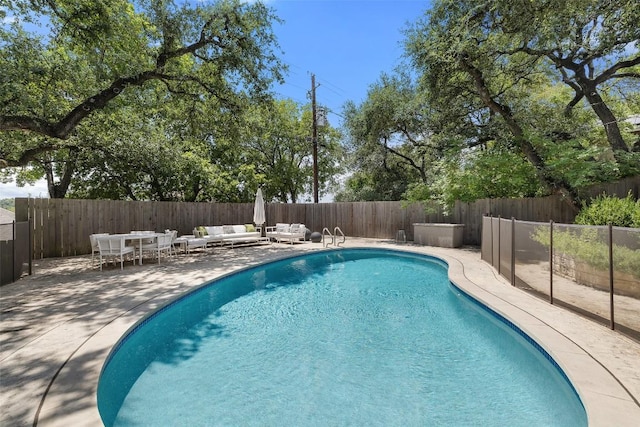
[0,0,432,199]
[270,0,431,125]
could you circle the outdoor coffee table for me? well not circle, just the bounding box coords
[173,235,194,254]
[223,236,270,248]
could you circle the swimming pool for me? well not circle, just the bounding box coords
[98,248,587,426]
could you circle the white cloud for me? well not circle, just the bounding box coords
[2,15,17,25]
[0,180,49,199]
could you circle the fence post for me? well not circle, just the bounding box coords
[549,220,554,305]
[497,215,501,275]
[511,217,515,286]
[609,224,615,330]
[28,218,33,275]
[490,215,494,267]
[12,220,15,282]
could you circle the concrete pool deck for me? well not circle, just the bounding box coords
[1,238,639,426]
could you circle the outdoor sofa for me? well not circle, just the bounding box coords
[265,223,307,244]
[194,224,266,247]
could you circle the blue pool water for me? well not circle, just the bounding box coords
[98,249,587,426]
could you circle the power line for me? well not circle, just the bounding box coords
[316,76,348,97]
[282,60,352,99]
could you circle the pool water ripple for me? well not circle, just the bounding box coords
[98,249,586,426]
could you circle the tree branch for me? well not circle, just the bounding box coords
[1,142,78,167]
[457,53,581,211]
[594,55,640,85]
[0,7,253,140]
[565,92,585,117]
[609,72,640,79]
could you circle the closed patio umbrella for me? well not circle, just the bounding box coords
[253,188,266,229]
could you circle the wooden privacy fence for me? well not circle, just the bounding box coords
[14,199,451,259]
[13,176,639,260]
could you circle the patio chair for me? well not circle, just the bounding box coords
[165,229,178,255]
[89,233,109,267]
[141,233,174,264]
[97,235,136,270]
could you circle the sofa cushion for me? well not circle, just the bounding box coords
[232,225,246,233]
[205,226,224,236]
[290,223,302,233]
[245,224,255,232]
[275,223,289,233]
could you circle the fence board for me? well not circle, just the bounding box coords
[334,202,350,236]
[585,175,639,199]
[77,199,88,254]
[45,199,57,258]
[315,204,330,233]
[61,199,71,257]
[30,199,39,259]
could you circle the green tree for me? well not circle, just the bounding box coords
[431,147,544,209]
[340,70,439,201]
[0,198,14,212]
[66,88,222,201]
[405,0,590,211]
[0,0,285,199]
[237,99,344,203]
[61,80,272,202]
[489,0,640,155]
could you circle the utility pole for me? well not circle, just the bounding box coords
[311,73,319,203]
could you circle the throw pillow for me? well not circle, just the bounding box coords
[245,224,255,232]
[197,226,208,236]
[223,225,235,234]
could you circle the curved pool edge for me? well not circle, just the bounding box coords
[34,241,640,427]
[434,250,640,427]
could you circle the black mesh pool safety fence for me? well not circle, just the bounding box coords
[0,221,32,286]
[481,215,640,342]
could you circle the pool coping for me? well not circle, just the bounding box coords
[439,251,640,426]
[2,239,639,426]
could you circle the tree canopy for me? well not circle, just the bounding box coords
[1,0,284,146]
[1,1,348,202]
[3,0,638,206]
[341,0,639,210]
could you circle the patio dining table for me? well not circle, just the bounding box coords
[96,232,165,265]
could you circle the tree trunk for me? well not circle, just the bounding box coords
[579,79,629,156]
[459,57,581,212]
[44,149,77,199]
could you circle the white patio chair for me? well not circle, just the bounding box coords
[141,233,173,264]
[164,229,178,255]
[97,236,136,270]
[89,233,109,267]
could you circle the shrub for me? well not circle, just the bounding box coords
[531,226,640,278]
[575,192,640,228]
